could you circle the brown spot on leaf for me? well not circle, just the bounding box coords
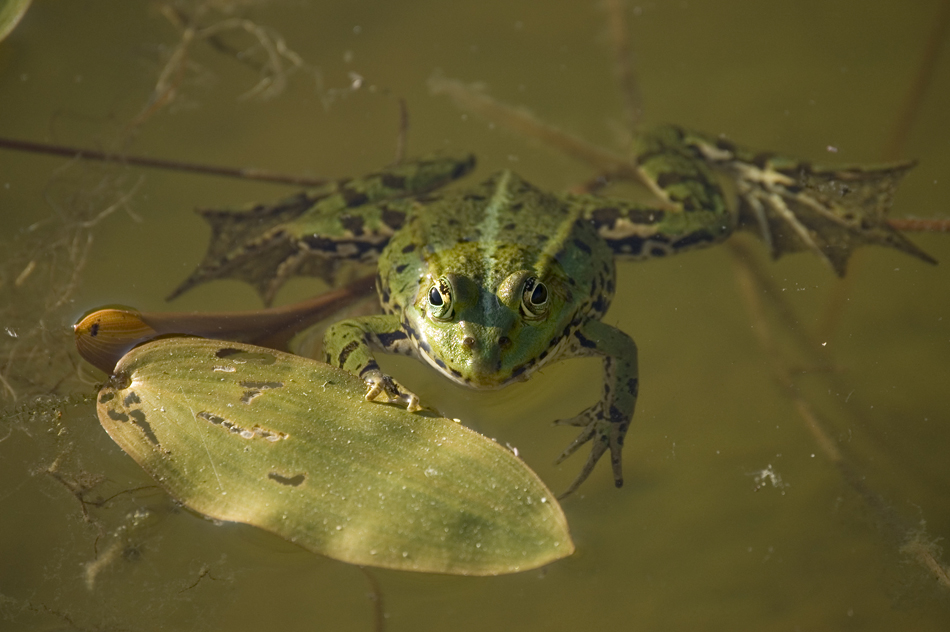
[268,472,306,487]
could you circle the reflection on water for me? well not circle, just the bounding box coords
[1,1,949,630]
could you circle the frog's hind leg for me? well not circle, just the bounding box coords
[681,129,936,274]
[569,126,738,261]
[168,155,476,305]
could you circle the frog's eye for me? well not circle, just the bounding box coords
[427,278,453,321]
[521,277,549,319]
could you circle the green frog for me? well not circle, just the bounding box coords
[169,125,934,496]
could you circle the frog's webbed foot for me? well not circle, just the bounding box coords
[362,368,422,412]
[690,136,936,273]
[554,403,625,499]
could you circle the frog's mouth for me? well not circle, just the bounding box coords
[416,343,543,391]
[416,348,508,390]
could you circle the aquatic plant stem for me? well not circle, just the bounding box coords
[358,567,386,632]
[883,0,950,162]
[429,76,648,187]
[603,0,644,137]
[0,137,332,187]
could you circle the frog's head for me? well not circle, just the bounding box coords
[406,269,574,389]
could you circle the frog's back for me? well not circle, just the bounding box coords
[418,171,603,277]
[421,170,570,246]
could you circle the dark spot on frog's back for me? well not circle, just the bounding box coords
[627,377,639,397]
[503,222,516,231]
[591,294,608,314]
[401,243,416,254]
[454,158,474,178]
[752,152,774,169]
[340,214,365,236]
[341,187,369,207]
[655,171,691,189]
[673,231,716,249]
[715,137,737,153]
[382,209,407,230]
[572,238,593,255]
[381,173,406,190]
[591,207,620,228]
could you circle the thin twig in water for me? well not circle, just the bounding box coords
[429,75,651,188]
[394,98,410,165]
[0,137,331,187]
[887,217,950,232]
[603,0,644,136]
[882,0,950,161]
[358,566,386,632]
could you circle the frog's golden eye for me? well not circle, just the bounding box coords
[521,277,549,319]
[427,277,453,321]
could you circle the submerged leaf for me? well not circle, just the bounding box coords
[96,338,573,575]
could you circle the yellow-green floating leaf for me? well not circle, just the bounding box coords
[97,338,573,575]
[0,0,32,43]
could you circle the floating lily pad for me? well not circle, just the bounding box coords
[0,0,32,43]
[96,338,573,575]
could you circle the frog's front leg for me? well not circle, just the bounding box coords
[554,319,639,498]
[323,315,423,412]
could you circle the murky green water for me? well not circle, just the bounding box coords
[2,1,949,630]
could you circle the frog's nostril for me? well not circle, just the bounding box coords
[498,336,512,349]
[462,336,476,349]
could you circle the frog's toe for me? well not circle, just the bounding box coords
[553,402,601,428]
[363,373,423,412]
[554,407,625,497]
[554,423,596,463]
[364,380,385,402]
[553,414,589,428]
[404,393,422,413]
[557,437,608,499]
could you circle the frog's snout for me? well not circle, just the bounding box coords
[456,321,512,385]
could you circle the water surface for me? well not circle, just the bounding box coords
[1,1,949,630]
